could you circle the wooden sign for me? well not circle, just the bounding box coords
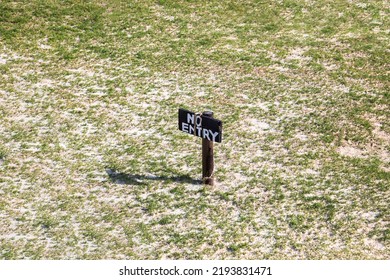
[178,108,222,143]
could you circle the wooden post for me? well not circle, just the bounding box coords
[202,111,214,186]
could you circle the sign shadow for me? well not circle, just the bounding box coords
[106,168,202,185]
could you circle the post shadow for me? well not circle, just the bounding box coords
[106,168,202,185]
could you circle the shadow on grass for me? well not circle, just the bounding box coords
[106,168,202,185]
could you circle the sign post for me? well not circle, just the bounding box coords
[201,111,214,185]
[178,108,222,185]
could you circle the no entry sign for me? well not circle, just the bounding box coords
[178,108,222,143]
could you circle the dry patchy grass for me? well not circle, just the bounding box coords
[0,0,389,259]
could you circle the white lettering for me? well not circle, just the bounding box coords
[203,129,211,140]
[210,131,219,142]
[189,125,195,135]
[181,123,189,133]
[197,127,202,136]
[196,115,202,126]
[181,118,220,142]
[187,113,194,125]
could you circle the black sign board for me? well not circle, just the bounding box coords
[178,108,222,143]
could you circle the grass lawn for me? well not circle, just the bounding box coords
[0,0,389,259]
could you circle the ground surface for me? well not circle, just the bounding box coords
[0,0,389,259]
